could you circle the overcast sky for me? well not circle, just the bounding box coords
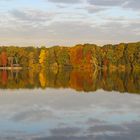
[0,0,139,47]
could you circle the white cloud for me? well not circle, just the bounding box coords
[0,0,139,46]
[10,9,57,22]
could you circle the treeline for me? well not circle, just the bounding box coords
[0,42,140,69]
[0,69,139,94]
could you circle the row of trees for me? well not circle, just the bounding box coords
[0,42,140,69]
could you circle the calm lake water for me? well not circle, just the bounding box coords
[0,69,140,140]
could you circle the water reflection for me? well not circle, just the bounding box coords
[0,69,140,139]
[0,89,140,140]
[0,69,139,94]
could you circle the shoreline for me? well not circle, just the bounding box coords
[0,67,22,70]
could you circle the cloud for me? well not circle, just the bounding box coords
[33,135,94,140]
[87,0,140,11]
[0,90,140,140]
[10,9,56,22]
[0,17,139,46]
[0,4,139,46]
[50,127,81,136]
[48,0,82,4]
[88,124,124,133]
[85,5,106,13]
[87,0,125,6]
[86,118,107,126]
[33,121,140,140]
[123,0,140,10]
[11,109,56,122]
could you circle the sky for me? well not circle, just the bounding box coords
[0,0,140,47]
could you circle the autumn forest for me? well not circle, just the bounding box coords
[0,42,140,70]
[0,41,139,93]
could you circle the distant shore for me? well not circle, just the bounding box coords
[0,67,22,70]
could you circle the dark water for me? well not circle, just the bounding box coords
[0,69,140,140]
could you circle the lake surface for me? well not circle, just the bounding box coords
[0,69,140,140]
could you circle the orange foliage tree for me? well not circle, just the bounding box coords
[1,51,7,67]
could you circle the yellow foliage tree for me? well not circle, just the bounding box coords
[39,49,47,67]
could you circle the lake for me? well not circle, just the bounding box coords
[0,69,140,140]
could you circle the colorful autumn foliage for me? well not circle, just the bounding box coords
[1,51,7,67]
[0,41,139,70]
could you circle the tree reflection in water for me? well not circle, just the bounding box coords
[0,68,139,94]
